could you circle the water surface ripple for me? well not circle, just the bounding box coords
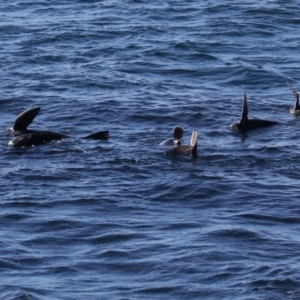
[1,1,300,299]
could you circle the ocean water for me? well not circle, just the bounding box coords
[1,1,300,299]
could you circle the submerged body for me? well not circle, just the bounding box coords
[8,107,109,147]
[230,118,277,131]
[230,93,278,132]
[8,131,69,147]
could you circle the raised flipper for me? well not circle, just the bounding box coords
[287,82,300,110]
[83,130,109,140]
[189,131,198,157]
[13,107,40,131]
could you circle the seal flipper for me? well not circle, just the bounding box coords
[189,131,198,157]
[83,130,109,140]
[13,107,40,131]
[287,82,300,110]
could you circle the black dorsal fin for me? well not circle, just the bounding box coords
[287,82,300,109]
[13,107,40,131]
[240,92,248,124]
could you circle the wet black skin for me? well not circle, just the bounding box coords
[230,93,278,132]
[8,107,109,147]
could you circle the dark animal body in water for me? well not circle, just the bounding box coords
[159,126,198,157]
[8,107,109,147]
[287,82,300,115]
[230,93,278,132]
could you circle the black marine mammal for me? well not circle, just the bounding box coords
[159,126,198,157]
[8,107,109,147]
[230,93,278,132]
[287,82,300,115]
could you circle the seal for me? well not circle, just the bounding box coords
[287,82,300,115]
[159,126,183,146]
[160,126,198,157]
[8,107,109,147]
[230,93,278,132]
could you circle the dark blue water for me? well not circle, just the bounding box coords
[1,1,300,299]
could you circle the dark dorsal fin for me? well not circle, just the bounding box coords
[287,82,300,109]
[13,107,40,131]
[240,92,248,125]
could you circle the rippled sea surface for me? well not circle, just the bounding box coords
[1,1,300,299]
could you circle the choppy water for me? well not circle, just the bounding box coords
[1,1,300,299]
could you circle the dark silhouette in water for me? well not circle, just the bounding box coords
[230,93,278,132]
[159,126,198,157]
[8,107,109,147]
